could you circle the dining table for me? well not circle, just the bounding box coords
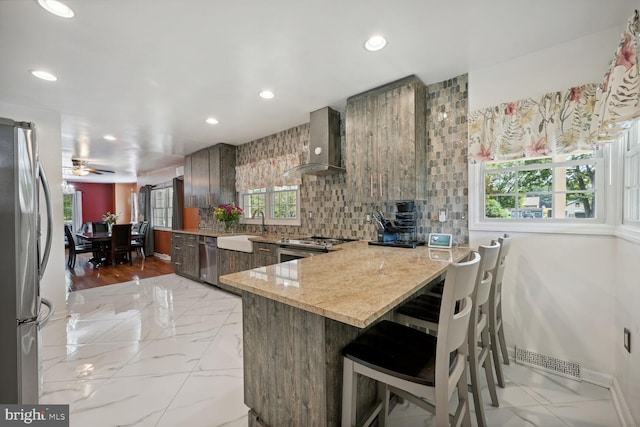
[76,230,144,267]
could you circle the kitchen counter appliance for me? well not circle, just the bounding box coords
[199,236,218,285]
[369,201,425,248]
[0,117,54,404]
[277,236,355,262]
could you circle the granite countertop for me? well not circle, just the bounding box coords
[219,241,470,328]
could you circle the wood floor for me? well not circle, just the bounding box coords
[65,251,175,292]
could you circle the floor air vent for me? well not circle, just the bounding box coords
[514,347,581,380]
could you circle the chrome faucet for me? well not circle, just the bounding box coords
[252,209,267,233]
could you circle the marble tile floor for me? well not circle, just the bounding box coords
[39,274,621,427]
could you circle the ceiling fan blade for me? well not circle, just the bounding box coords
[86,168,103,175]
[93,168,115,173]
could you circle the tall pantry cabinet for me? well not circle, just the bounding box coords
[345,75,427,202]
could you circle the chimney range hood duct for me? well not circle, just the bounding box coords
[284,107,344,177]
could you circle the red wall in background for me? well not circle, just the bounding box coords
[69,181,115,222]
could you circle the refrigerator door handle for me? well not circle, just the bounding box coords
[38,162,53,279]
[39,297,55,329]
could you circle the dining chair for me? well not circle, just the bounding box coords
[488,234,512,387]
[92,221,108,233]
[110,224,132,267]
[395,241,501,427]
[131,221,148,259]
[64,225,93,269]
[341,252,480,427]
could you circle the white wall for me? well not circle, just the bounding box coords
[469,26,622,111]
[468,20,639,424]
[613,238,640,421]
[469,232,616,373]
[0,102,66,321]
[137,164,182,188]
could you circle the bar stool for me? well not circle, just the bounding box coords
[489,234,512,387]
[341,252,480,427]
[395,241,501,427]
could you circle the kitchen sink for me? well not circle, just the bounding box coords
[217,235,255,253]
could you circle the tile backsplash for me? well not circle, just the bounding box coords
[203,74,469,245]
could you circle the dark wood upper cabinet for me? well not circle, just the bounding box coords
[345,75,427,202]
[184,143,236,208]
[209,143,236,207]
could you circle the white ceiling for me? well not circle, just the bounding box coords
[0,0,633,183]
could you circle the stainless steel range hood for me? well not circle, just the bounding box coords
[284,107,344,177]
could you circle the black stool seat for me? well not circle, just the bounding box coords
[342,320,457,387]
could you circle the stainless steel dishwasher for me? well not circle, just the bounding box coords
[199,236,217,285]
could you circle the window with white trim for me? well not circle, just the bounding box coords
[151,186,173,228]
[624,120,640,225]
[240,185,300,226]
[481,151,604,221]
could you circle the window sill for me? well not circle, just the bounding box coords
[470,220,615,236]
[241,218,301,227]
[153,226,172,232]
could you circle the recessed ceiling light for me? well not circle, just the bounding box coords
[364,35,387,52]
[205,117,219,125]
[37,0,75,18]
[29,69,58,81]
[259,90,275,99]
[103,135,116,141]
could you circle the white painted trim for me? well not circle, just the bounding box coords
[508,343,634,426]
[153,252,171,261]
[581,368,612,389]
[611,377,635,427]
[468,145,618,236]
[615,225,640,245]
[470,221,615,235]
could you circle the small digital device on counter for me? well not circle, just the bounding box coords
[428,233,452,248]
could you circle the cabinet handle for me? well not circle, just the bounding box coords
[174,246,182,250]
[174,262,182,266]
[370,174,374,198]
[258,248,271,253]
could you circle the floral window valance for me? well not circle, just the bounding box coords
[235,154,301,191]
[591,11,640,142]
[468,84,598,163]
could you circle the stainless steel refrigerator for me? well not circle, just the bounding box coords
[0,117,54,404]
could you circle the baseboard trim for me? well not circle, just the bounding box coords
[153,252,171,261]
[580,368,612,389]
[610,377,635,427]
[507,346,634,426]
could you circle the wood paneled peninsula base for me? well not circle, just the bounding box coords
[220,241,470,426]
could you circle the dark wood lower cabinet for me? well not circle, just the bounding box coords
[252,242,278,268]
[217,248,252,295]
[242,292,384,426]
[172,233,199,280]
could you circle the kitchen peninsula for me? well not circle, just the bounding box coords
[220,241,469,426]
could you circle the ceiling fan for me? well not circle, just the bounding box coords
[70,159,115,176]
